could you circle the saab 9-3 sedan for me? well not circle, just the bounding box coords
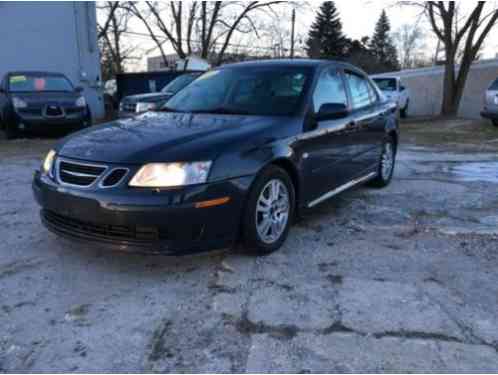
[33,60,398,255]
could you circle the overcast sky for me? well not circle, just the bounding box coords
[116,1,498,71]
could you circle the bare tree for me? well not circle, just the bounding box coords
[97,2,138,78]
[259,2,309,58]
[97,2,119,40]
[128,1,286,66]
[393,23,427,69]
[407,2,498,116]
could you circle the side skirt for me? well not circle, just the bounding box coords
[306,172,377,208]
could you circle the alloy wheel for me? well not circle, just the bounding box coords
[381,142,394,180]
[255,179,290,244]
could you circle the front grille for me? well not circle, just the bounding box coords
[19,108,42,116]
[101,168,128,187]
[121,102,136,113]
[57,159,107,187]
[45,105,63,117]
[42,210,164,243]
[65,107,85,115]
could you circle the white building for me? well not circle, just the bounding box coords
[0,2,105,120]
[147,54,180,71]
[147,54,211,72]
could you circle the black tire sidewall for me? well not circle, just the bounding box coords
[400,103,408,118]
[1,121,17,140]
[243,165,295,255]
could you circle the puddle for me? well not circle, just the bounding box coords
[451,162,498,182]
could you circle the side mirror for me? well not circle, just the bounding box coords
[316,103,349,121]
[75,86,84,93]
[400,85,406,92]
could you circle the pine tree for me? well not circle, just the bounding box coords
[369,10,400,72]
[305,2,347,59]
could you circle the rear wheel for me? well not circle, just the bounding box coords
[492,120,498,128]
[369,136,396,188]
[242,165,295,256]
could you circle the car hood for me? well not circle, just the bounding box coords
[122,92,171,103]
[381,90,399,99]
[56,111,288,164]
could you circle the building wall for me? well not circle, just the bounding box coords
[0,2,104,120]
[374,59,498,119]
[147,55,179,71]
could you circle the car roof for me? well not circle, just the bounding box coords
[220,58,358,70]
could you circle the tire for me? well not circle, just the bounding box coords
[242,165,295,256]
[400,102,409,118]
[0,119,18,140]
[84,107,92,127]
[369,135,396,188]
[492,120,498,128]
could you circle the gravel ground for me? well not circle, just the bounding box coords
[1,119,498,373]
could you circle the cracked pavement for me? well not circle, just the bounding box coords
[1,119,498,372]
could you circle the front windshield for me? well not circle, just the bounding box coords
[161,74,199,94]
[8,74,74,92]
[165,67,311,116]
[373,78,397,92]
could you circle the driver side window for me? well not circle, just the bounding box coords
[313,69,348,113]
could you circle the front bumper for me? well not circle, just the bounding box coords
[11,109,89,130]
[33,171,254,254]
[481,109,498,121]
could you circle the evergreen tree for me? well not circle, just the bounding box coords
[369,10,400,72]
[305,2,347,59]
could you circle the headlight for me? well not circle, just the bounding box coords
[136,102,156,113]
[129,162,212,188]
[12,97,27,109]
[75,96,86,107]
[42,150,56,176]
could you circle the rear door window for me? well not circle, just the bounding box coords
[312,68,348,113]
[345,72,375,110]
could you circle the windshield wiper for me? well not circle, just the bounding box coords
[191,107,250,115]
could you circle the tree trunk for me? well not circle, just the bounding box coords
[440,49,475,117]
[441,61,457,116]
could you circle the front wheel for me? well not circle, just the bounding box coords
[400,102,409,118]
[369,136,396,188]
[242,166,295,256]
[0,120,18,140]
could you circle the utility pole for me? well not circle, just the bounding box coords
[290,7,295,58]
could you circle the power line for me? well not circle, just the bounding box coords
[121,30,286,53]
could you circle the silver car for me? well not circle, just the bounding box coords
[481,78,498,127]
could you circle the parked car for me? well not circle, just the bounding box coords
[119,72,202,117]
[372,76,410,118]
[33,60,398,255]
[0,71,91,139]
[481,77,498,127]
